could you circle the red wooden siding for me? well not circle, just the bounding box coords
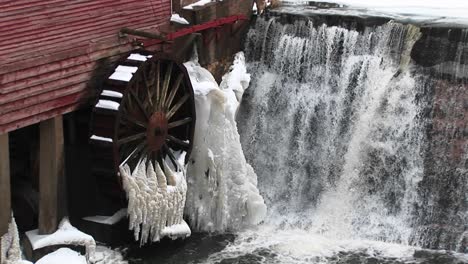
[0,0,172,134]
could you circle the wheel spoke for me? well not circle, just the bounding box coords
[129,89,150,120]
[153,61,161,110]
[136,146,149,166]
[164,74,184,111]
[117,133,145,145]
[166,135,190,150]
[168,117,192,129]
[121,115,147,129]
[120,141,146,167]
[143,69,154,108]
[166,94,189,120]
[159,62,173,111]
[163,144,179,170]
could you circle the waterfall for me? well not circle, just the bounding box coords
[237,17,466,252]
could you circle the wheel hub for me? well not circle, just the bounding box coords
[146,112,168,152]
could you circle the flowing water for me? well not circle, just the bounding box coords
[199,17,467,263]
[127,15,468,264]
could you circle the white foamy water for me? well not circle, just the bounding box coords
[224,15,468,263]
[202,225,419,264]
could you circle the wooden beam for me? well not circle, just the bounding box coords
[0,133,11,236]
[38,116,65,234]
[120,27,167,41]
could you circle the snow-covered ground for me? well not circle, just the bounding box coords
[282,0,468,26]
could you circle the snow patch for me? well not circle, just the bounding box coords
[183,0,213,10]
[101,90,123,98]
[115,65,138,73]
[171,13,190,25]
[90,135,113,143]
[96,100,120,111]
[26,218,95,252]
[184,52,267,232]
[36,248,86,264]
[109,72,132,82]
[83,209,127,225]
[128,54,148,62]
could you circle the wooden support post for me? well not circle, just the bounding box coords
[0,133,11,264]
[39,116,65,235]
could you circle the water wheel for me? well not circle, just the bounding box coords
[89,51,195,214]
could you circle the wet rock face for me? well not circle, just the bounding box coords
[412,79,468,252]
[411,28,468,67]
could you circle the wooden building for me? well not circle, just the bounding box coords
[0,0,255,261]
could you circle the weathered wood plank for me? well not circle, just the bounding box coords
[0,103,80,134]
[38,116,65,234]
[0,133,11,237]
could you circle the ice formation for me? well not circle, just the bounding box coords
[119,154,190,245]
[184,52,267,232]
[1,216,32,264]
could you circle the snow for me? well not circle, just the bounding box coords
[89,246,127,264]
[96,99,120,111]
[183,0,213,10]
[171,13,189,25]
[83,209,127,225]
[115,65,138,73]
[26,218,95,251]
[127,53,149,62]
[1,216,30,264]
[90,135,113,143]
[109,71,132,82]
[36,248,86,264]
[108,65,138,82]
[161,220,192,239]
[101,90,123,98]
[184,52,267,232]
[285,0,468,25]
[119,152,189,245]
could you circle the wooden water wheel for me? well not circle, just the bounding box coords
[89,51,195,214]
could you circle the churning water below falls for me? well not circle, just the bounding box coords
[199,18,468,264]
